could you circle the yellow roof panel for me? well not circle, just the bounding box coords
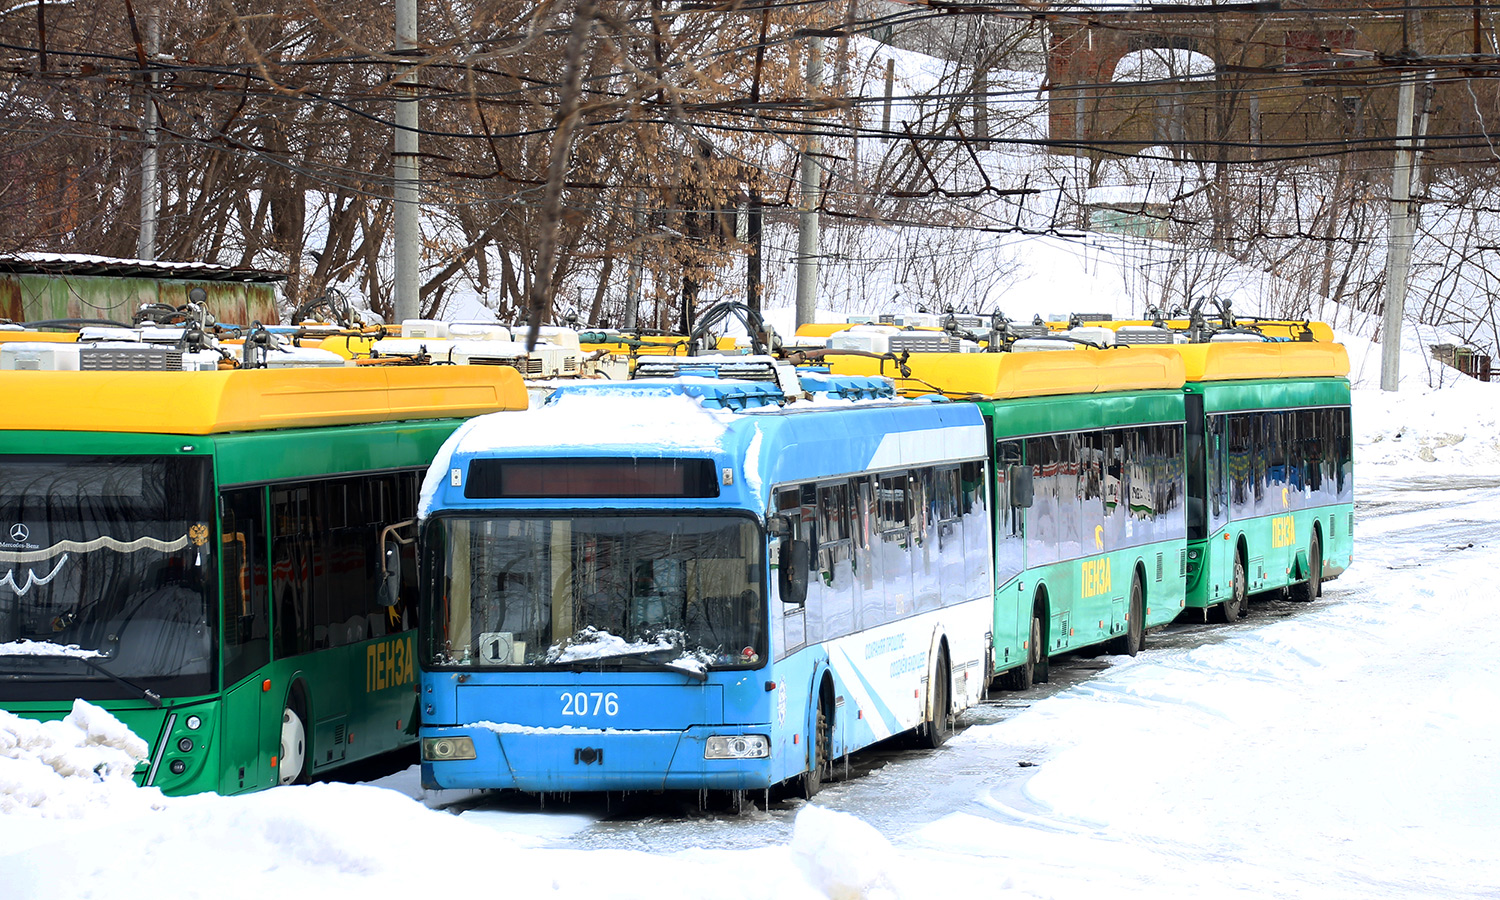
[1085,320,1336,342]
[3,365,528,435]
[0,330,79,344]
[1167,342,1350,381]
[825,347,1185,399]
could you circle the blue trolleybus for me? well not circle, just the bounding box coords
[415,362,993,797]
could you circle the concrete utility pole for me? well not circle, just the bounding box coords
[137,14,158,260]
[393,0,421,323]
[1380,69,1419,392]
[795,36,824,331]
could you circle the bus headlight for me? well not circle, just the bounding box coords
[704,735,770,759]
[421,736,477,761]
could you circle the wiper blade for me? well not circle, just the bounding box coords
[611,657,709,682]
[77,655,163,708]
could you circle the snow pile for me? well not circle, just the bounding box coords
[1354,380,1500,472]
[0,699,159,818]
[792,805,899,900]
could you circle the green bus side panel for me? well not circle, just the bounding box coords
[1187,504,1354,608]
[991,539,1186,672]
[978,390,1186,438]
[1190,378,1351,414]
[212,420,466,485]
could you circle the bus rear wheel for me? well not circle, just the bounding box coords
[1292,533,1322,602]
[919,651,951,749]
[1109,576,1145,657]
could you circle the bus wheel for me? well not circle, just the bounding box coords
[1005,612,1043,691]
[1215,551,1248,622]
[798,697,830,799]
[279,699,308,786]
[1292,533,1322,602]
[1110,577,1145,657]
[919,651,951,749]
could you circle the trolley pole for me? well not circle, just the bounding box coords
[393,0,421,323]
[795,36,823,331]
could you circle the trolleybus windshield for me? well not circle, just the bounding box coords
[0,455,215,699]
[423,513,765,672]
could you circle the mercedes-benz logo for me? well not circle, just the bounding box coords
[9,523,28,543]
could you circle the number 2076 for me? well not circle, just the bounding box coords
[561,691,619,716]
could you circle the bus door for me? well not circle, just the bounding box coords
[220,487,271,793]
[993,440,1026,668]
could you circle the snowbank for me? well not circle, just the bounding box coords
[0,699,159,818]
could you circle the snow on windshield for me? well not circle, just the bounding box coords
[545,626,712,672]
[0,639,102,659]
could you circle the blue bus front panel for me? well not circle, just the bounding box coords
[421,670,775,791]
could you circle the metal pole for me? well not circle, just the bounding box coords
[1380,70,1418,392]
[393,0,421,323]
[795,36,823,331]
[137,14,157,260]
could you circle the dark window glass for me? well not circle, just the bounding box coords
[995,440,1025,585]
[0,455,216,701]
[465,458,720,499]
[422,514,765,669]
[221,488,269,686]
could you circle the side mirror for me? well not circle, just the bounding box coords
[376,537,402,607]
[1008,464,1034,509]
[778,539,810,607]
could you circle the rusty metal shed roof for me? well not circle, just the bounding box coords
[0,252,284,283]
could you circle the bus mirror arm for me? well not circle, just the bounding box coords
[376,519,417,607]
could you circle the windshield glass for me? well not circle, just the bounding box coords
[0,455,215,698]
[423,514,765,671]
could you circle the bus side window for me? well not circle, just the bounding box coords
[222,487,269,685]
[271,486,312,658]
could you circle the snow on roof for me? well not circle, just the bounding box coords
[0,253,284,283]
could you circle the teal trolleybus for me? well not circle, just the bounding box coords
[1176,342,1353,619]
[0,366,527,794]
[416,362,993,800]
[828,346,1191,689]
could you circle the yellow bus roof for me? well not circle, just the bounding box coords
[2,365,528,435]
[1056,319,1336,342]
[0,330,79,344]
[1162,341,1350,381]
[826,346,1186,399]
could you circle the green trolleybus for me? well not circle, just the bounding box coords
[1172,342,1353,619]
[0,365,527,794]
[828,346,1191,688]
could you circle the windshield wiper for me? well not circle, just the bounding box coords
[568,647,710,682]
[77,655,163,708]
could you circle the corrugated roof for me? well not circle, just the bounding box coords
[0,252,285,283]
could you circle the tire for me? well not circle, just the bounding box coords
[278,700,308,786]
[1005,611,1044,691]
[1108,576,1145,657]
[1213,549,1248,622]
[798,696,830,799]
[919,652,951,749]
[1292,533,1322,602]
